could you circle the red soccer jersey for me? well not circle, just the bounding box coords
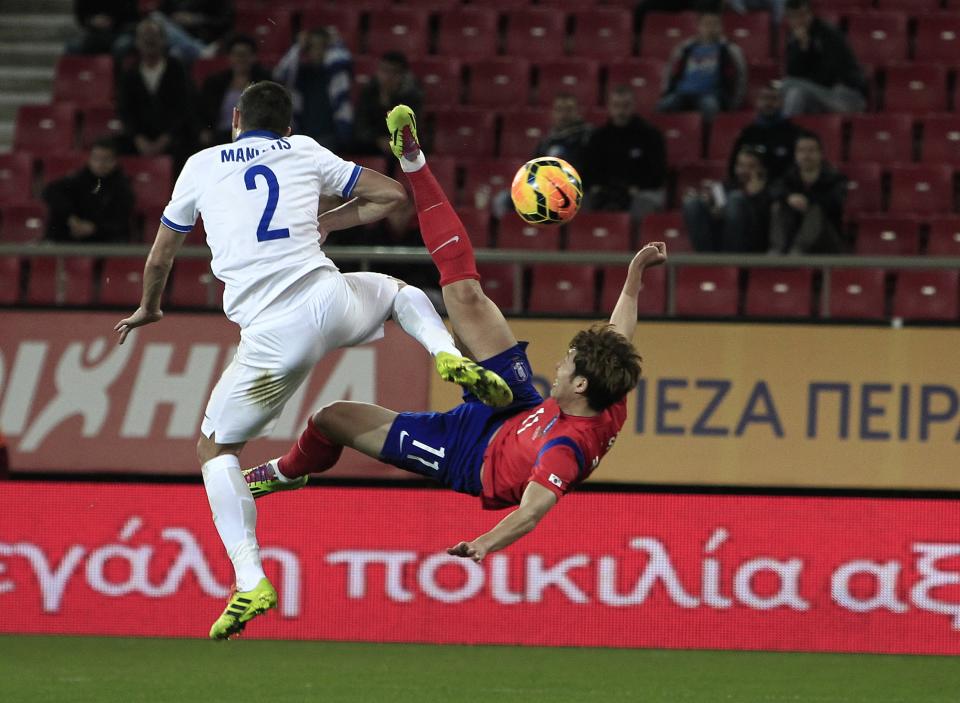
[480,396,627,510]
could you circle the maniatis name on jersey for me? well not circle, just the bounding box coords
[220,137,292,164]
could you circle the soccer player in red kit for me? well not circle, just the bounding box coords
[244,104,667,566]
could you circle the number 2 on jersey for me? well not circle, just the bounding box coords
[244,165,290,242]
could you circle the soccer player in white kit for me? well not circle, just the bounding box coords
[114,81,511,639]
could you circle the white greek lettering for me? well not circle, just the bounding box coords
[910,543,960,629]
[262,547,301,617]
[703,528,733,608]
[418,553,484,603]
[526,554,590,604]
[831,560,908,614]
[489,554,523,605]
[0,342,48,435]
[326,550,416,602]
[0,542,85,612]
[734,558,809,611]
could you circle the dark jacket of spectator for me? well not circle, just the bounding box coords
[199,63,272,143]
[43,166,134,243]
[534,120,592,176]
[354,78,422,156]
[785,17,867,97]
[772,163,846,232]
[71,0,139,54]
[159,0,232,44]
[727,116,801,182]
[582,116,667,194]
[663,37,747,111]
[118,55,196,163]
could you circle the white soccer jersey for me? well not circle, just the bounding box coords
[161,131,362,327]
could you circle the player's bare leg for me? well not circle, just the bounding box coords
[385,104,518,363]
[197,435,277,639]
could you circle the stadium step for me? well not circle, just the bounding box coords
[0,15,76,43]
[1,0,73,12]
[0,66,54,93]
[0,41,63,67]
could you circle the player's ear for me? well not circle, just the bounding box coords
[231,107,241,137]
[284,125,292,137]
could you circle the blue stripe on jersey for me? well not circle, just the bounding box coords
[160,215,192,233]
[342,164,363,198]
[535,437,586,478]
[236,129,282,140]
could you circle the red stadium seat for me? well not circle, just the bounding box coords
[410,57,463,108]
[348,155,388,174]
[534,59,600,107]
[707,111,754,161]
[437,8,498,60]
[745,268,814,318]
[876,0,945,10]
[100,257,147,307]
[0,203,45,244]
[430,109,497,158]
[0,153,34,202]
[352,55,378,94]
[405,154,456,204]
[914,14,960,64]
[539,0,600,9]
[840,163,882,216]
[80,106,124,149]
[477,263,520,313]
[53,56,114,108]
[744,61,780,108]
[792,114,844,164]
[190,56,230,88]
[233,10,293,63]
[884,64,948,114]
[827,268,886,320]
[499,110,551,159]
[479,0,532,8]
[845,13,908,67]
[920,115,960,167]
[26,256,95,306]
[0,257,20,305]
[365,8,429,58]
[604,59,665,114]
[854,215,921,256]
[893,270,959,321]
[813,0,869,8]
[504,9,567,60]
[566,212,632,252]
[847,114,913,164]
[724,12,771,59]
[640,12,698,60]
[454,207,492,248]
[601,263,665,316]
[639,210,693,252]
[570,9,634,60]
[926,217,960,256]
[528,264,597,314]
[888,164,954,215]
[648,113,704,166]
[461,158,516,208]
[40,152,86,186]
[467,59,531,108]
[674,161,726,205]
[14,104,77,155]
[120,156,173,209]
[299,7,361,52]
[497,218,561,250]
[170,259,218,308]
[675,266,740,317]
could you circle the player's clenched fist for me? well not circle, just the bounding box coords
[447,541,487,563]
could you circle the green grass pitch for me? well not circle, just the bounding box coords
[1,635,957,703]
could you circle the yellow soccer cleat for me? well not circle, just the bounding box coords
[386,104,421,162]
[435,351,513,408]
[208,577,277,640]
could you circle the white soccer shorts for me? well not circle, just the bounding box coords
[201,271,400,444]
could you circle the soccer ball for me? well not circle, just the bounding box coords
[510,157,583,226]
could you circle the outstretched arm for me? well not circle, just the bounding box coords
[317,168,407,234]
[114,223,185,344]
[608,242,668,341]
[447,482,557,562]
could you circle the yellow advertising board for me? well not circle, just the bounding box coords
[430,321,960,490]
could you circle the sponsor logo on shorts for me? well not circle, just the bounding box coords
[512,358,529,382]
[548,473,564,488]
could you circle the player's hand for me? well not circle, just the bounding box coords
[114,307,162,345]
[633,242,668,271]
[447,541,487,563]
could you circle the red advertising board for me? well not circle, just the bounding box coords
[0,311,428,477]
[2,482,958,654]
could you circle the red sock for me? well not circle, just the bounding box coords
[406,165,480,287]
[277,417,343,479]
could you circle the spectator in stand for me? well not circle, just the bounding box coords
[727,81,800,183]
[273,27,353,151]
[42,137,135,244]
[782,0,867,116]
[769,132,847,254]
[656,2,747,122]
[533,94,592,175]
[199,34,271,147]
[117,18,197,167]
[148,0,232,63]
[68,0,139,55]
[354,52,422,157]
[582,85,667,222]
[726,0,785,24]
[684,146,771,253]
